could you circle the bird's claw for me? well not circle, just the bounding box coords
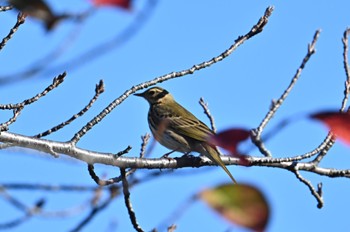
[161,150,176,159]
[181,152,194,158]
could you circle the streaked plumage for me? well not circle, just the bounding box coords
[135,87,236,183]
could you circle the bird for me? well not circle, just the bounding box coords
[135,86,237,183]
[8,0,68,30]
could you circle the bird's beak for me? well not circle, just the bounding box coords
[134,92,144,97]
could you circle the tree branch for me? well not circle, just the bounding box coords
[0,12,25,51]
[34,80,104,138]
[251,30,321,157]
[1,131,350,178]
[69,6,274,144]
[0,72,67,110]
[121,168,144,232]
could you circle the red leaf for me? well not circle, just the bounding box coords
[208,128,251,166]
[209,128,250,155]
[311,111,350,144]
[236,154,251,166]
[199,183,270,232]
[92,0,131,9]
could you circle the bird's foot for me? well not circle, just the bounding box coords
[161,150,176,159]
[181,152,194,158]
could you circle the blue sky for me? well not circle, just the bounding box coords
[1,1,350,231]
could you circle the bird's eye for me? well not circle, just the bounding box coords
[148,90,155,95]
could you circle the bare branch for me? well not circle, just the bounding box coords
[311,28,350,165]
[69,194,114,232]
[0,72,67,110]
[1,131,350,179]
[311,137,335,164]
[87,164,118,186]
[0,13,86,85]
[70,6,274,144]
[251,30,321,157]
[0,187,28,212]
[167,225,177,232]
[341,28,350,110]
[199,98,216,132]
[0,5,13,11]
[0,183,97,191]
[0,107,23,131]
[0,12,26,51]
[0,0,158,85]
[39,203,88,218]
[292,167,323,208]
[0,214,30,229]
[0,193,45,229]
[140,133,151,158]
[121,168,144,232]
[34,80,104,138]
[115,146,132,158]
[87,162,135,186]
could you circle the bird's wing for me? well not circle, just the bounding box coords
[163,102,214,142]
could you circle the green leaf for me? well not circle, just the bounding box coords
[199,183,270,232]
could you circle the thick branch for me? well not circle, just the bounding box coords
[0,131,349,178]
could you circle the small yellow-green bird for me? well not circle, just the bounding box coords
[135,87,236,183]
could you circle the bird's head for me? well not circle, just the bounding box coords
[134,87,173,104]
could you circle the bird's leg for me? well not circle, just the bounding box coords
[162,150,176,158]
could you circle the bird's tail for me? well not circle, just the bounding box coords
[203,143,237,184]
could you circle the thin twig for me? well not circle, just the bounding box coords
[340,28,350,110]
[0,187,28,212]
[70,186,118,232]
[39,203,88,218]
[311,137,335,164]
[69,194,114,232]
[251,30,321,157]
[88,164,116,186]
[0,183,97,192]
[0,107,23,131]
[33,80,104,138]
[0,214,30,229]
[87,162,134,186]
[312,28,350,165]
[167,225,177,232]
[114,145,132,158]
[0,0,158,85]
[292,167,323,208]
[45,0,159,75]
[70,6,274,144]
[0,5,13,11]
[0,10,89,85]
[0,12,26,51]
[0,72,67,110]
[121,168,144,232]
[199,98,216,133]
[140,133,151,158]
[0,194,45,229]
